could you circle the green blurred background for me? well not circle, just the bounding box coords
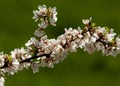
[0,0,120,86]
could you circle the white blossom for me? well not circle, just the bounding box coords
[40,56,54,68]
[33,5,47,21]
[82,17,92,25]
[96,27,106,34]
[8,60,19,75]
[25,37,39,48]
[31,62,40,73]
[38,20,48,29]
[95,42,104,51]
[0,53,5,68]
[33,5,57,30]
[105,29,116,42]
[93,32,99,39]
[84,43,96,54]
[34,28,45,37]
[57,35,66,45]
[70,42,78,52]
[90,36,97,42]
[0,76,5,86]
[11,47,26,59]
[116,36,120,48]
[19,63,31,71]
[52,44,64,56]
[49,7,57,26]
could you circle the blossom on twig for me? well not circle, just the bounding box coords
[0,4,120,86]
[33,5,57,37]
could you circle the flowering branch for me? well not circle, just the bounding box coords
[0,4,120,86]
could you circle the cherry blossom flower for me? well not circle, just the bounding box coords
[0,76,5,86]
[0,4,120,86]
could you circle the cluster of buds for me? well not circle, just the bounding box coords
[0,5,120,86]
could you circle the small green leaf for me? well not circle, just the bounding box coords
[105,27,110,32]
[8,55,12,62]
[92,22,96,27]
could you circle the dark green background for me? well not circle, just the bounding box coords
[0,0,120,86]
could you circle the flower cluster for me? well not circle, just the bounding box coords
[0,4,120,86]
[33,5,57,37]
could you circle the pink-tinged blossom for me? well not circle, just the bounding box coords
[33,5,57,37]
[33,5,47,22]
[0,5,120,86]
[84,43,96,54]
